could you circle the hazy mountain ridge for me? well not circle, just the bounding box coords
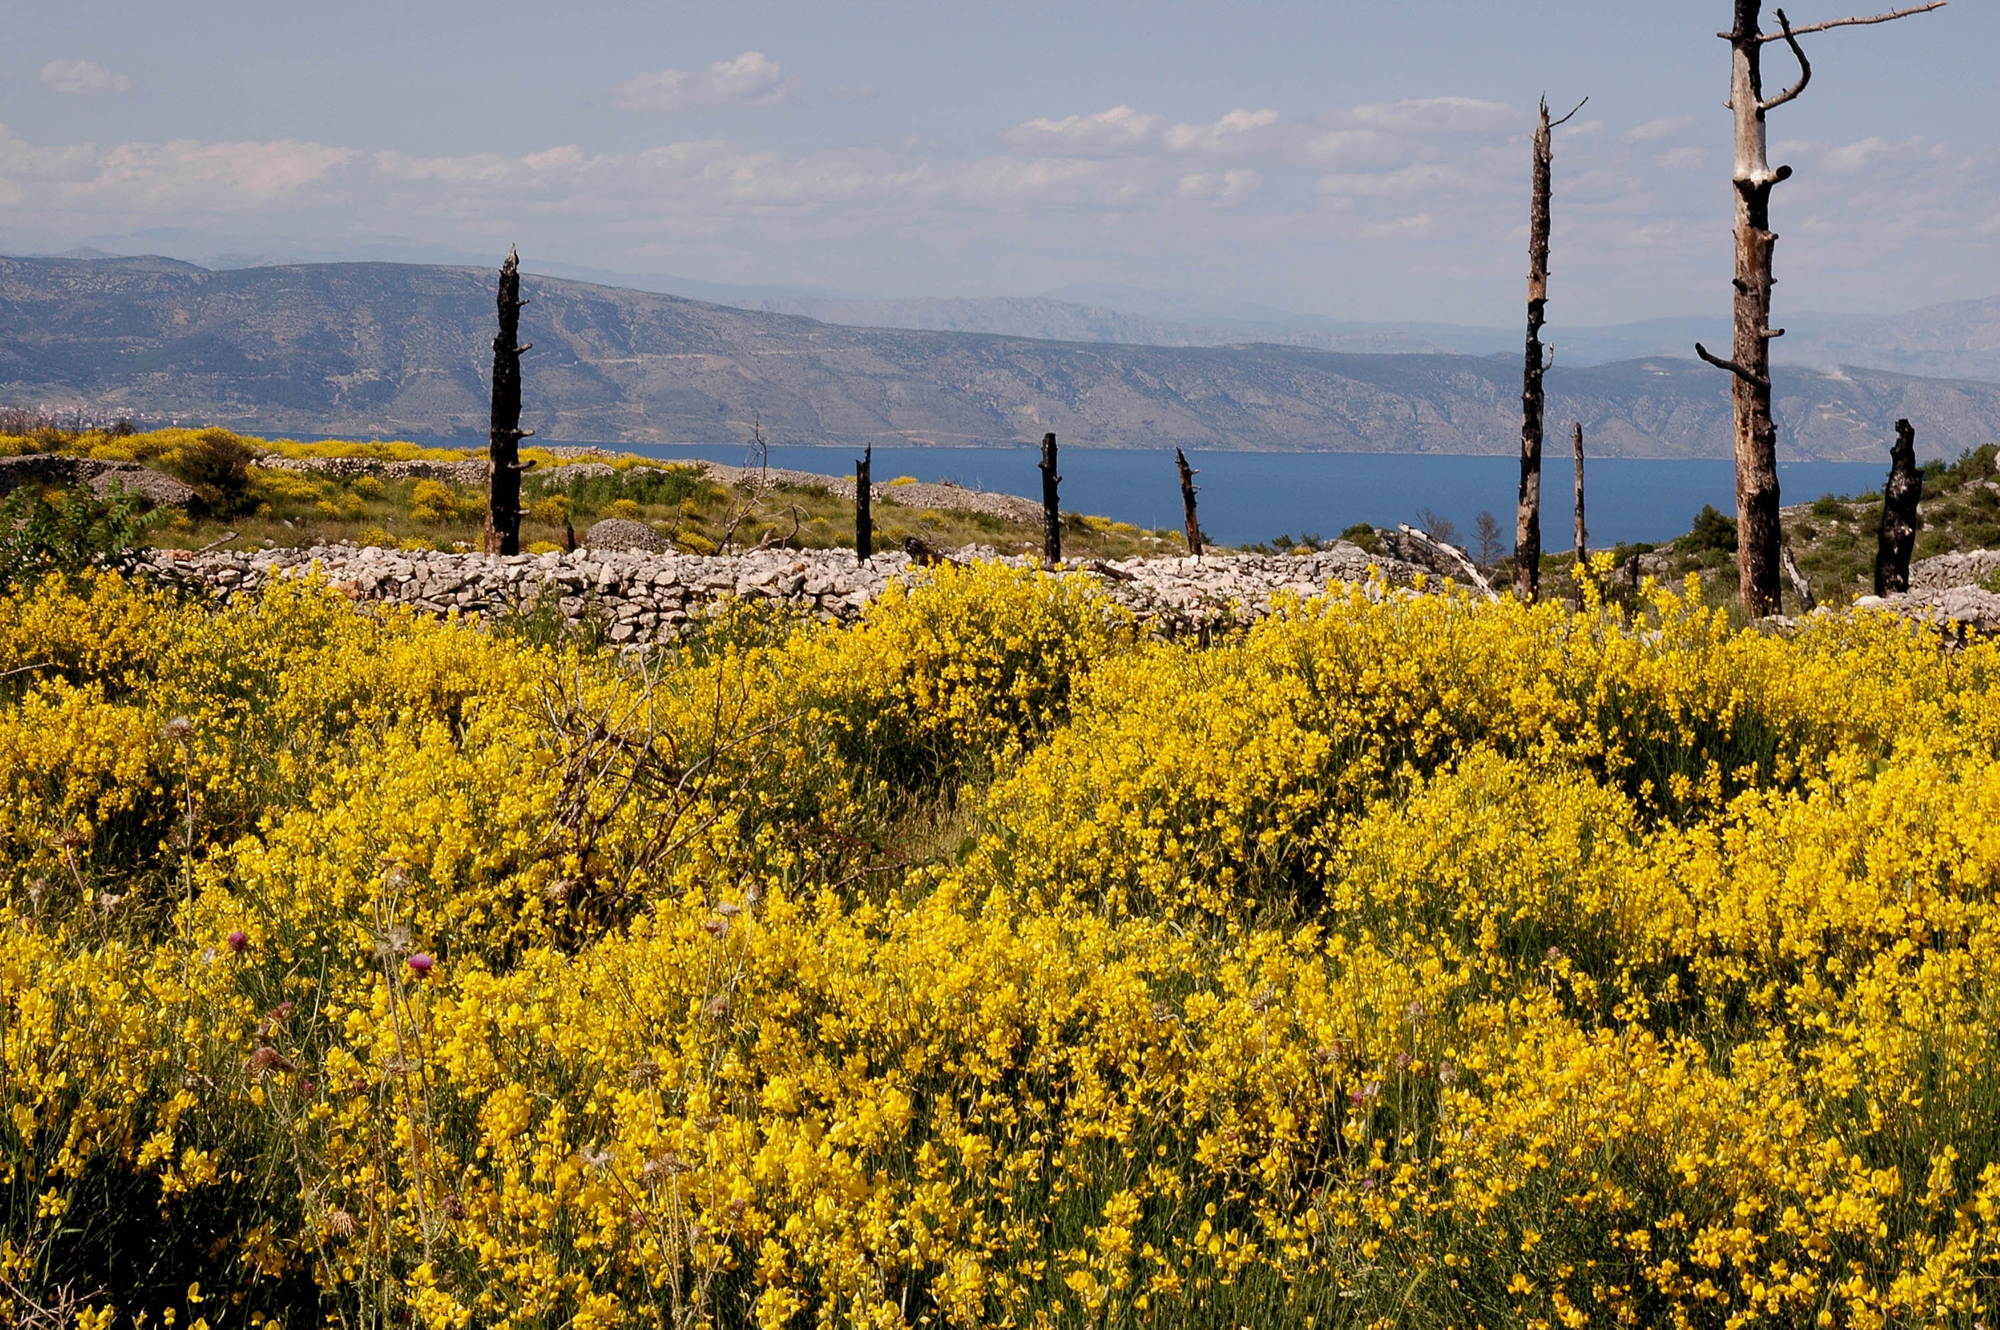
[3,255,1996,461]
[1776,296,2000,383]
[718,292,1472,356]
[573,270,2000,380]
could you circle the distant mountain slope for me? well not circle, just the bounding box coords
[1780,295,2000,383]
[3,255,1996,461]
[719,292,1473,355]
[567,271,1901,369]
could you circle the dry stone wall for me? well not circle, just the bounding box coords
[0,454,198,507]
[1858,549,2000,634]
[137,541,1426,642]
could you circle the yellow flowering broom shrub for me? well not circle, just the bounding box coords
[2,561,1999,1328]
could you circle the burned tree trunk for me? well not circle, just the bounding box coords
[855,446,872,560]
[1874,417,1922,594]
[1572,421,1587,565]
[1515,97,1576,602]
[1038,432,1061,564]
[1695,0,1942,616]
[484,247,535,556]
[1175,448,1202,558]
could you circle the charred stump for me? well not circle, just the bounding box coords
[855,446,873,560]
[484,247,535,556]
[1572,421,1588,566]
[1874,417,1923,595]
[1038,432,1061,564]
[1175,448,1202,558]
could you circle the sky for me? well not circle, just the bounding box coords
[3,0,1994,327]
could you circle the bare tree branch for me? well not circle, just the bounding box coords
[1549,95,1590,128]
[1754,0,1943,40]
[1781,543,1818,611]
[1398,523,1500,601]
[1695,341,1772,388]
[1760,9,1813,109]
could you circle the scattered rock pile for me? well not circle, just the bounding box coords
[581,518,663,552]
[1907,549,2000,595]
[255,456,488,483]
[136,541,1428,642]
[0,455,198,508]
[1856,549,2000,634]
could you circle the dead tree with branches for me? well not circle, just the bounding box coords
[1516,96,1585,602]
[484,247,536,556]
[1694,0,1943,615]
[1475,510,1505,567]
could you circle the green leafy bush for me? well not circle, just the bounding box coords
[536,464,712,516]
[163,428,257,513]
[1340,521,1381,554]
[0,484,154,589]
[1685,504,1738,554]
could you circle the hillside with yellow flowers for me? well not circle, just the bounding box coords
[4,561,2000,1328]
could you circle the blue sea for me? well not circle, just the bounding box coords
[587,444,1889,550]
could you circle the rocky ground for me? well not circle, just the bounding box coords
[1858,548,2000,634]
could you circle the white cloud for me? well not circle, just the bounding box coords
[1003,105,1287,159]
[522,145,589,172]
[3,99,1991,325]
[1814,135,1937,176]
[1626,116,1696,142]
[1175,169,1263,202]
[1362,211,1435,238]
[1331,97,1515,135]
[611,52,795,114]
[1002,105,1167,156]
[40,59,131,95]
[1163,108,1282,153]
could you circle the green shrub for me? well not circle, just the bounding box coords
[1923,444,1998,488]
[1340,522,1381,554]
[530,493,570,527]
[0,484,153,589]
[538,464,711,516]
[165,429,256,511]
[1948,443,1999,486]
[1685,504,1738,553]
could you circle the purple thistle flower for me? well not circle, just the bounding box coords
[407,953,435,977]
[227,930,250,952]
